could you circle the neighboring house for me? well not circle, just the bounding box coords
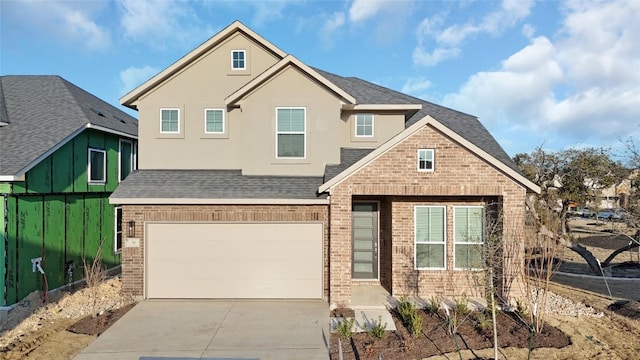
[111,21,540,306]
[0,76,138,306]
[596,171,638,209]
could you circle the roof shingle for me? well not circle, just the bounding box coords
[0,76,138,176]
[111,170,326,200]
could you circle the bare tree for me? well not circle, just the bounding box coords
[82,240,106,317]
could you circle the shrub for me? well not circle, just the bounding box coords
[407,311,424,337]
[475,312,492,331]
[366,316,387,340]
[335,317,355,340]
[454,295,470,315]
[397,295,417,323]
[426,295,440,315]
[515,298,529,318]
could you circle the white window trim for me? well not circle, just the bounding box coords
[114,206,122,253]
[414,205,446,270]
[160,108,180,134]
[275,107,306,159]
[417,149,435,172]
[355,113,374,137]
[453,206,484,270]
[204,108,225,134]
[231,49,246,70]
[118,139,135,182]
[87,148,106,185]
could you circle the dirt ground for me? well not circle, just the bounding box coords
[0,276,135,360]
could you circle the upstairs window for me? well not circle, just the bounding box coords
[355,114,374,137]
[119,139,134,182]
[454,206,484,269]
[415,206,446,269]
[276,107,305,158]
[160,108,180,133]
[418,149,434,171]
[88,148,106,184]
[204,109,225,133]
[231,50,246,70]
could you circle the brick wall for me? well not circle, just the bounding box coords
[120,204,329,298]
[329,123,527,305]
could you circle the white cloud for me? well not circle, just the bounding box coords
[349,0,388,22]
[441,0,640,152]
[6,0,110,50]
[401,77,432,99]
[318,12,346,50]
[413,0,534,67]
[119,65,159,95]
[412,47,460,67]
[118,0,211,49]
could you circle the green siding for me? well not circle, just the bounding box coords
[52,141,74,193]
[0,183,11,194]
[12,181,26,194]
[65,195,85,282]
[5,196,17,305]
[27,157,52,194]
[83,195,102,266]
[17,196,44,302]
[72,132,89,193]
[1,128,134,305]
[43,196,66,289]
[0,196,5,304]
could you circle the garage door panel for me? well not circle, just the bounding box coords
[146,222,323,299]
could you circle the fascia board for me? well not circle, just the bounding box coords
[109,197,330,205]
[121,21,287,108]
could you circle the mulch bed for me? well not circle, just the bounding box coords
[330,309,571,360]
[67,303,136,336]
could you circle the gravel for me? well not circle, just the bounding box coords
[532,289,604,318]
[0,276,135,348]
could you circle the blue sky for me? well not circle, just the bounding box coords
[2,0,639,157]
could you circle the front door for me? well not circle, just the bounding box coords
[352,202,379,280]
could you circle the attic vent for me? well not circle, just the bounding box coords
[114,116,126,124]
[90,108,105,117]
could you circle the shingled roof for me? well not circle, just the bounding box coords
[0,75,138,178]
[110,170,326,203]
[314,69,521,174]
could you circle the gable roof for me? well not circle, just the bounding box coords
[121,20,287,109]
[225,55,356,106]
[110,170,327,205]
[0,75,138,179]
[313,69,522,176]
[319,115,541,194]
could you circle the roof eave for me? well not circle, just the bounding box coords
[3,123,137,179]
[121,20,288,108]
[109,197,329,205]
[319,115,541,194]
[225,55,357,106]
[341,104,423,111]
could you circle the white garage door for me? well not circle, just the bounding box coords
[146,222,323,299]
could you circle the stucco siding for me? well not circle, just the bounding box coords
[136,32,280,170]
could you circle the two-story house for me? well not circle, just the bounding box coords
[111,21,539,306]
[0,76,137,306]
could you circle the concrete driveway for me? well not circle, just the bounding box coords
[73,300,329,360]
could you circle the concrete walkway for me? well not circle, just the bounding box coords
[74,300,329,360]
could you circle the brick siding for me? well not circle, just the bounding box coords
[329,124,527,305]
[120,204,329,298]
